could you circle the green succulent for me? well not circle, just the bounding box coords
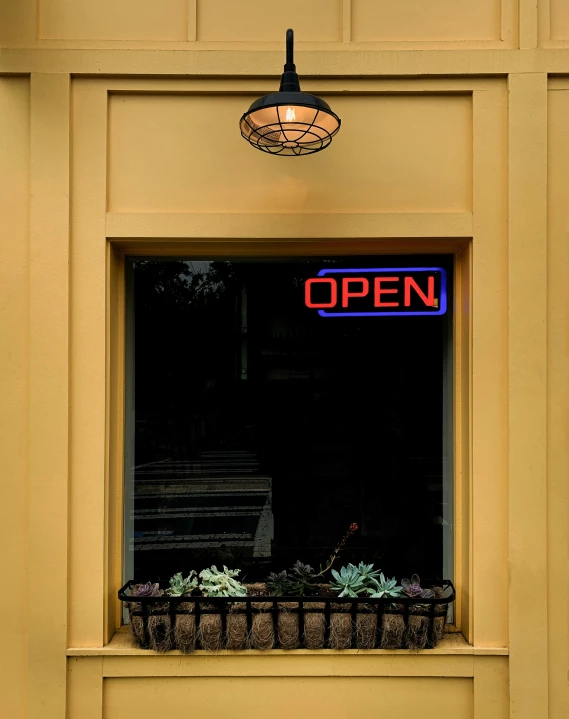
[166,571,198,597]
[266,570,292,596]
[287,561,316,596]
[199,565,247,598]
[356,562,382,585]
[366,573,404,599]
[330,564,367,598]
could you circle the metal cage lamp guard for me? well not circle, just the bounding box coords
[239,29,341,156]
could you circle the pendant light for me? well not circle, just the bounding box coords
[239,29,341,156]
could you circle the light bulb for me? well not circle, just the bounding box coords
[285,107,296,122]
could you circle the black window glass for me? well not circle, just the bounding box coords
[125,256,453,584]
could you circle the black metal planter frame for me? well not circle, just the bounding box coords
[119,579,455,651]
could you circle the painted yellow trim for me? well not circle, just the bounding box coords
[8,48,569,76]
[28,72,70,719]
[69,81,108,649]
[106,212,473,240]
[68,629,507,659]
[546,84,569,719]
[0,75,30,719]
[106,245,126,641]
[519,0,539,49]
[507,73,548,719]
[473,656,509,719]
[105,235,470,638]
[187,0,197,42]
[104,77,500,92]
[67,657,103,719]
[342,0,351,43]
[471,87,509,647]
[67,78,510,655]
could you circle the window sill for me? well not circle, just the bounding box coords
[67,627,508,657]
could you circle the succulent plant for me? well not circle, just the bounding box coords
[166,571,198,597]
[133,581,163,597]
[366,573,404,599]
[266,570,292,596]
[330,564,367,598]
[199,565,247,597]
[401,574,435,599]
[287,561,316,595]
[356,562,382,585]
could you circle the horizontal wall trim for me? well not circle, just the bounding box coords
[106,212,473,240]
[104,77,490,93]
[5,48,569,76]
[99,655,475,678]
[68,631,508,668]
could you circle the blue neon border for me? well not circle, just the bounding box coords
[314,267,447,317]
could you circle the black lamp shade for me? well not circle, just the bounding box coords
[239,30,341,156]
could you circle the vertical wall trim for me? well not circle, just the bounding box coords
[473,656,509,719]
[507,72,548,719]
[28,71,70,719]
[66,657,103,718]
[545,83,569,719]
[68,82,109,648]
[342,0,351,43]
[188,0,197,42]
[472,87,509,648]
[500,0,517,44]
[519,0,538,48]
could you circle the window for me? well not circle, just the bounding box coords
[124,255,453,589]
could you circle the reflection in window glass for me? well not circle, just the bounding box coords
[124,257,453,587]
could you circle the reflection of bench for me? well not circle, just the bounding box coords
[132,451,274,557]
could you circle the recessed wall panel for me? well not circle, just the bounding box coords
[550,0,569,40]
[108,93,472,214]
[39,0,187,41]
[352,0,501,41]
[104,677,474,717]
[197,0,342,41]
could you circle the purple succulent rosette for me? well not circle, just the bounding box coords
[401,574,435,599]
[132,581,163,597]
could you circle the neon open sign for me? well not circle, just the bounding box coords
[305,267,447,317]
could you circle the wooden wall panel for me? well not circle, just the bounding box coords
[0,76,30,719]
[103,676,474,717]
[351,0,501,41]
[546,87,569,719]
[197,0,342,41]
[38,0,188,41]
[550,0,569,40]
[108,93,472,213]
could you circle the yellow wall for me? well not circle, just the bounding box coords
[0,2,567,719]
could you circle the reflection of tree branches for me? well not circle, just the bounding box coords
[134,258,365,310]
[134,260,237,309]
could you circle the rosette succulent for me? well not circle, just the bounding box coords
[287,560,316,595]
[331,564,367,598]
[401,574,435,599]
[166,571,198,597]
[356,562,382,585]
[199,565,247,597]
[133,581,163,597]
[366,573,404,599]
[266,570,292,596]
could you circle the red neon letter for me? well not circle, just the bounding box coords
[342,277,369,307]
[305,278,338,308]
[374,277,399,307]
[404,276,435,307]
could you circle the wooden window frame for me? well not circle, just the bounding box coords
[68,78,508,653]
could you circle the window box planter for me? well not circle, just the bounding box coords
[119,579,455,652]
